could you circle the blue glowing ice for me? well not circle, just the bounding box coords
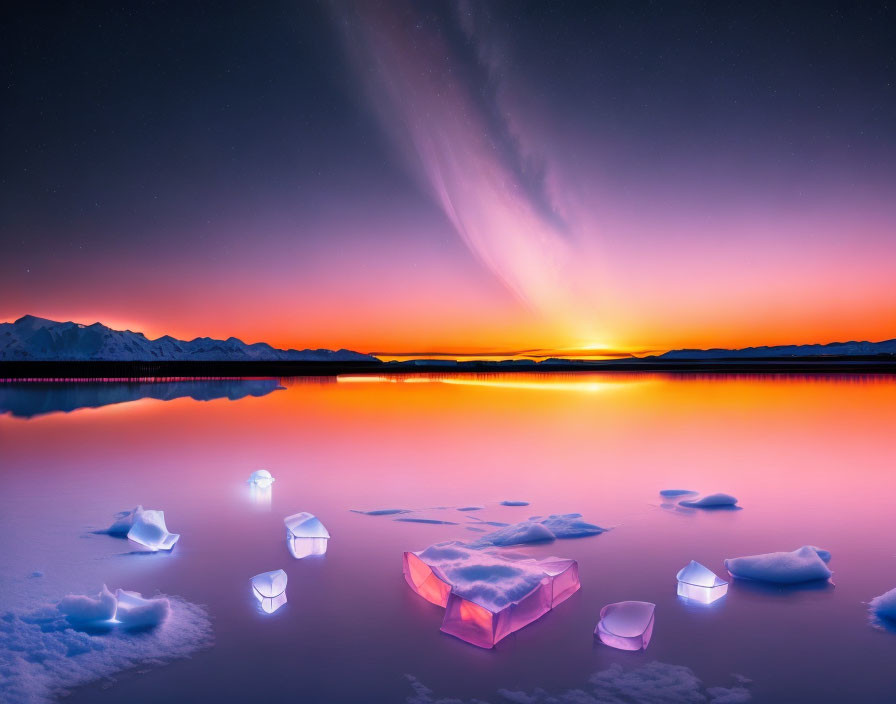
[248,469,275,488]
[251,569,288,614]
[284,512,330,558]
[676,561,728,603]
[126,508,180,551]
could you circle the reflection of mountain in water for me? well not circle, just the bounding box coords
[0,379,284,418]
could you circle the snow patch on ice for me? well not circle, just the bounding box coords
[405,661,752,703]
[470,514,606,548]
[0,595,211,704]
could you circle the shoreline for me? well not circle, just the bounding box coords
[2,356,896,379]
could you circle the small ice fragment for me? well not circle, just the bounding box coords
[660,489,697,497]
[869,588,896,626]
[351,508,409,516]
[30,571,44,578]
[403,541,579,648]
[284,512,330,559]
[457,506,483,511]
[106,506,142,536]
[248,469,275,488]
[500,500,530,506]
[595,601,655,651]
[676,561,728,603]
[251,569,288,614]
[58,585,118,626]
[114,589,171,629]
[538,513,605,538]
[678,493,739,508]
[725,546,832,584]
[394,518,458,525]
[127,508,180,551]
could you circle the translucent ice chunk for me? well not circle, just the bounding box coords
[106,506,143,536]
[402,541,580,648]
[58,585,118,626]
[251,569,288,614]
[724,546,832,584]
[114,589,171,629]
[127,508,180,551]
[595,601,655,651]
[284,512,330,559]
[678,493,739,508]
[248,469,275,488]
[676,561,728,604]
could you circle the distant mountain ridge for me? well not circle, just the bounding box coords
[0,315,377,362]
[654,338,896,360]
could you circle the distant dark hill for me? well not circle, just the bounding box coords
[654,338,896,360]
[0,315,376,362]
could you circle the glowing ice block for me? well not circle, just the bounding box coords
[114,589,171,629]
[126,508,179,551]
[595,601,655,651]
[676,560,728,604]
[249,469,275,488]
[284,512,330,558]
[251,569,288,614]
[724,545,832,584]
[402,541,580,648]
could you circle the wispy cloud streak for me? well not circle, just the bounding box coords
[332,1,576,314]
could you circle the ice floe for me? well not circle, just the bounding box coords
[659,489,697,497]
[499,500,530,506]
[676,561,728,604]
[351,508,410,516]
[679,493,740,509]
[285,512,330,559]
[403,541,580,648]
[251,569,288,614]
[127,508,180,551]
[395,518,459,525]
[248,469,275,488]
[724,546,832,584]
[595,601,656,651]
[469,514,606,548]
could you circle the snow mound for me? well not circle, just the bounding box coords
[57,586,117,626]
[725,546,832,584]
[0,595,211,704]
[679,493,739,509]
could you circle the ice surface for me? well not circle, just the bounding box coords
[678,493,739,508]
[469,514,606,548]
[284,512,330,559]
[595,601,656,651]
[114,589,171,629]
[57,585,117,626]
[500,500,530,506]
[248,469,275,488]
[676,561,728,604]
[403,541,580,648]
[724,546,832,584]
[126,508,180,551]
[251,570,288,614]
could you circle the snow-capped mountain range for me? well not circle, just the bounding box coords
[655,339,896,359]
[0,316,377,362]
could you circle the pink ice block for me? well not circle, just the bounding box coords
[402,541,580,648]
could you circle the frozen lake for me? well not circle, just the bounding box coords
[2,373,895,702]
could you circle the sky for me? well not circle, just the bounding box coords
[2,0,895,356]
